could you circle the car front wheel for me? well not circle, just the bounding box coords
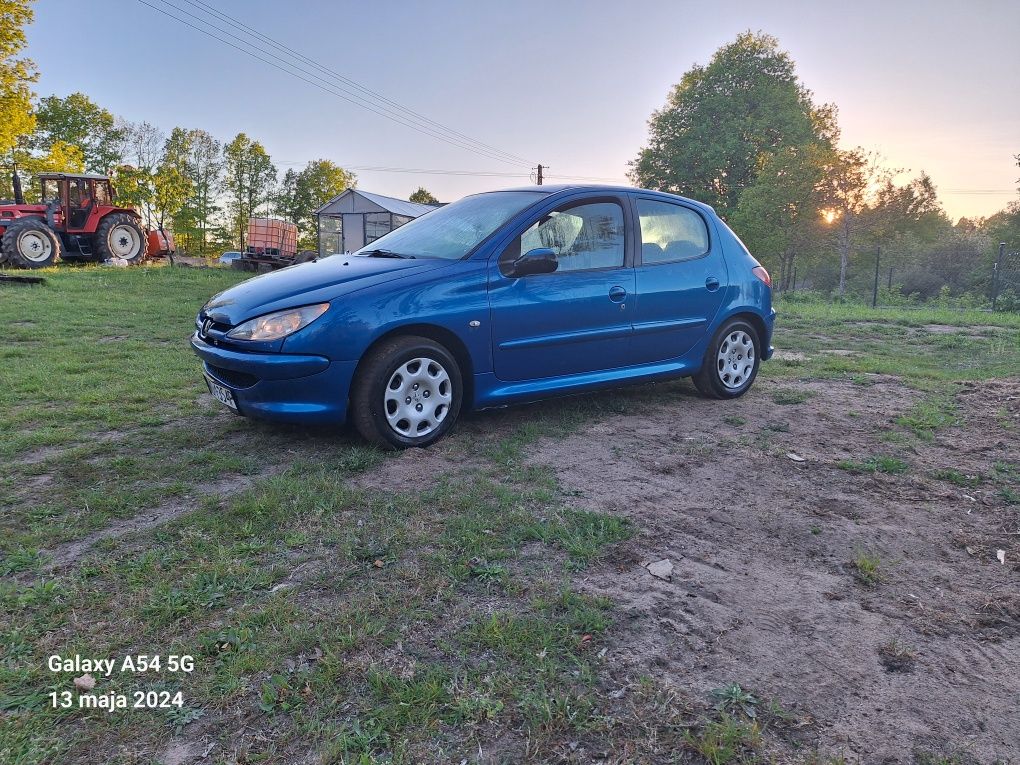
[351,336,463,449]
[693,319,761,399]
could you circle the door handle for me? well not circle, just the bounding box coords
[608,285,627,303]
[705,277,721,292]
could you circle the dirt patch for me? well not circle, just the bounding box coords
[42,471,281,570]
[12,428,133,466]
[772,350,809,362]
[157,740,212,765]
[923,323,1008,335]
[350,438,487,494]
[528,377,1020,762]
[14,445,66,465]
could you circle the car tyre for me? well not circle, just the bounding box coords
[94,213,148,264]
[693,319,761,399]
[351,335,463,449]
[2,218,61,268]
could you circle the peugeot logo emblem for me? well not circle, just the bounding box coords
[202,319,213,338]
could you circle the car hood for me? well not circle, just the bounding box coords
[202,256,452,325]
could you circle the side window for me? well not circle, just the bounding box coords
[637,199,709,264]
[93,181,111,206]
[502,200,625,275]
[41,180,60,203]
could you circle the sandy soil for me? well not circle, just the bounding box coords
[526,376,1020,763]
[27,372,1019,763]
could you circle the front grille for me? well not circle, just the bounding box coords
[199,318,233,340]
[207,365,259,389]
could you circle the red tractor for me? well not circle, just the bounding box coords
[0,172,149,268]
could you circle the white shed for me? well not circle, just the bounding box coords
[315,189,438,256]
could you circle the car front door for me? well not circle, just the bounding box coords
[629,196,728,364]
[488,196,634,382]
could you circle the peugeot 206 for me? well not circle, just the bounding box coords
[192,186,775,448]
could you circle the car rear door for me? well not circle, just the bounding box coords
[488,195,635,382]
[628,195,728,364]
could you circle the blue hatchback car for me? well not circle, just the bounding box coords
[192,186,774,448]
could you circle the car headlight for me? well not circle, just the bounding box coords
[226,303,329,341]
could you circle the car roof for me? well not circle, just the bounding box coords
[492,184,716,214]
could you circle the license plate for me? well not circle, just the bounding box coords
[206,375,238,410]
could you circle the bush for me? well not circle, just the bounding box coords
[995,288,1020,312]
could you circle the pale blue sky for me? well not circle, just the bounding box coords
[25,0,1020,219]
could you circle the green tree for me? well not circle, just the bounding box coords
[0,0,38,197]
[276,168,301,224]
[867,172,949,245]
[184,129,223,255]
[729,144,827,290]
[112,121,165,227]
[985,202,1020,261]
[111,164,154,218]
[223,133,277,250]
[20,140,84,201]
[981,154,1020,279]
[817,149,892,297]
[120,120,165,171]
[630,31,836,218]
[33,92,126,173]
[276,159,355,248]
[409,186,438,205]
[154,128,194,234]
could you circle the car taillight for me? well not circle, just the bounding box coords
[752,266,772,288]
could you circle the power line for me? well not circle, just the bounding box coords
[135,0,535,168]
[141,0,526,166]
[272,160,628,184]
[178,0,534,167]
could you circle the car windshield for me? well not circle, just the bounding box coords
[355,191,547,260]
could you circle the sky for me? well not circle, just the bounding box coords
[23,0,1020,220]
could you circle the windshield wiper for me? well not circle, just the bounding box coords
[363,249,415,259]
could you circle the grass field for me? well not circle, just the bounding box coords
[1,265,1019,764]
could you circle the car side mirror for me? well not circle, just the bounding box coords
[510,247,558,277]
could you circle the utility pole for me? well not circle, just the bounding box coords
[993,242,1005,311]
[536,164,544,186]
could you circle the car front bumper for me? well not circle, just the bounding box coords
[190,332,355,424]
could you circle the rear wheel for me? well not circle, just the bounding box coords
[693,319,761,399]
[351,336,463,449]
[94,213,148,264]
[1,218,61,268]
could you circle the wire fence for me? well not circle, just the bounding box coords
[993,243,1020,311]
[780,242,1019,312]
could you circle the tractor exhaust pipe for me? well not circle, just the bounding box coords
[12,169,25,205]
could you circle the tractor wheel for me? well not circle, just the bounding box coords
[94,213,148,264]
[1,218,61,269]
